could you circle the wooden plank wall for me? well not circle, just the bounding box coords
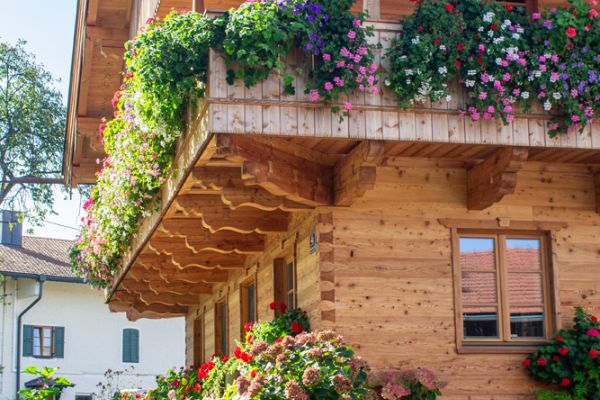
[207,26,600,150]
[326,159,600,399]
[184,212,323,366]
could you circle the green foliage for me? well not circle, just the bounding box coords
[0,40,65,226]
[524,307,600,400]
[386,0,599,135]
[18,366,72,400]
[248,305,310,344]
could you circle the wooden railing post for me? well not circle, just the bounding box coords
[366,0,380,19]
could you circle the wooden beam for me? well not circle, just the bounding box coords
[190,166,311,211]
[113,291,189,313]
[173,196,290,233]
[86,0,99,25]
[152,230,264,254]
[121,279,213,296]
[129,263,230,284]
[139,252,245,270]
[334,141,385,206]
[467,147,528,210]
[216,134,333,206]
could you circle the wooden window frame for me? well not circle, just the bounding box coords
[274,255,297,316]
[32,326,54,359]
[193,313,205,366]
[451,227,559,354]
[214,300,228,357]
[240,277,257,338]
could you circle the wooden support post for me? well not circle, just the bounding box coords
[334,141,385,206]
[467,147,528,210]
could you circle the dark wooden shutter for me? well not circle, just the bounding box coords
[123,329,139,363]
[53,327,65,358]
[22,325,33,357]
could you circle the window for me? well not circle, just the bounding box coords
[454,232,554,350]
[274,258,296,315]
[122,329,140,363]
[193,315,204,366]
[214,302,228,357]
[23,326,64,358]
[240,280,256,337]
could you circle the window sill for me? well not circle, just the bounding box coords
[458,344,542,354]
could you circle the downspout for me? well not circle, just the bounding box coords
[15,276,45,398]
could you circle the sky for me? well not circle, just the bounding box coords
[0,0,83,240]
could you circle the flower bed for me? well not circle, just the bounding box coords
[386,0,599,136]
[70,0,377,288]
[140,308,444,399]
[523,307,600,399]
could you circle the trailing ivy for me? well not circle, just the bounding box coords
[70,0,378,288]
[386,0,599,136]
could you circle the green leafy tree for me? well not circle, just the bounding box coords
[0,39,65,225]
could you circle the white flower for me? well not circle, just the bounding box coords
[478,26,484,32]
[439,45,446,51]
[517,27,524,34]
[411,36,421,45]
[488,30,495,37]
[465,79,475,87]
[483,12,495,23]
[445,95,452,102]
[512,33,521,40]
[467,70,476,76]
[384,79,391,86]
[553,92,562,100]
[521,92,530,99]
[406,69,414,76]
[438,66,448,75]
[543,101,552,111]
[495,57,503,66]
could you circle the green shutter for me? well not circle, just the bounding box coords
[22,325,33,357]
[123,329,139,363]
[53,327,65,358]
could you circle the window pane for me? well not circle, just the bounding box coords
[459,237,496,271]
[247,284,255,323]
[507,272,543,305]
[33,345,41,357]
[463,307,499,338]
[511,306,545,338]
[221,303,228,356]
[506,239,541,271]
[461,272,497,305]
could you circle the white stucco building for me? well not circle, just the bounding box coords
[0,211,185,400]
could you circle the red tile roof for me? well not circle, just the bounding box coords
[0,236,77,280]
[460,248,543,310]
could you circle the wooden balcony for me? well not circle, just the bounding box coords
[206,20,600,151]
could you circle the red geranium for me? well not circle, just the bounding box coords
[555,335,564,342]
[566,27,576,38]
[558,347,569,356]
[269,300,279,311]
[522,359,531,367]
[505,4,512,11]
[279,302,288,314]
[537,357,547,366]
[454,60,461,68]
[592,316,598,323]
[291,321,304,334]
[561,377,571,387]
[457,43,464,51]
[490,23,499,30]
[445,3,453,12]
[194,383,201,392]
[590,349,599,359]
[244,321,253,332]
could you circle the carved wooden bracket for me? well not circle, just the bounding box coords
[334,140,385,206]
[467,147,528,210]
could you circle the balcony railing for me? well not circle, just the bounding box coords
[205,21,600,150]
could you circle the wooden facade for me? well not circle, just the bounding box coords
[65,0,600,398]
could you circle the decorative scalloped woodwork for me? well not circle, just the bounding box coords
[173,197,291,233]
[139,252,246,270]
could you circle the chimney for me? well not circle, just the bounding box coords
[0,210,23,247]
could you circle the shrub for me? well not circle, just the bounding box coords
[367,369,445,400]
[523,307,600,399]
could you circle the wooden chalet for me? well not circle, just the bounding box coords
[65,0,600,397]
